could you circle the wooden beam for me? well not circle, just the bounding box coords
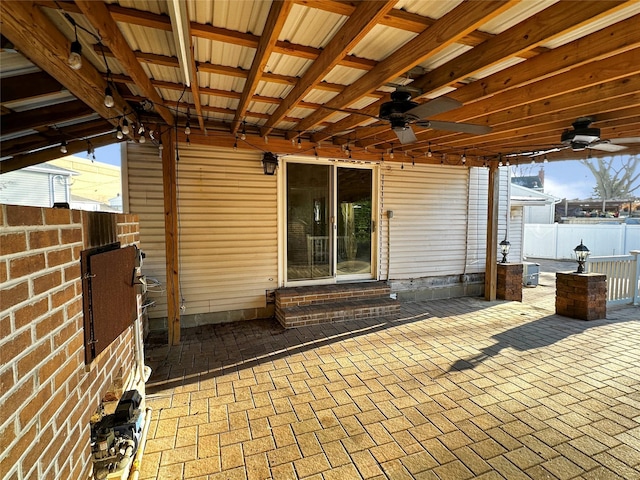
[1,100,94,136]
[231,0,294,134]
[260,0,396,137]
[0,71,64,103]
[485,163,499,301]
[291,0,517,138]
[1,118,112,158]
[0,2,133,148]
[0,133,119,174]
[161,129,180,345]
[75,0,174,126]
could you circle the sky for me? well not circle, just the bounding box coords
[94,143,635,201]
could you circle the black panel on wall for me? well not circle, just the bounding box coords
[81,244,137,364]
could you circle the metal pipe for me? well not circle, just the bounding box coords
[128,407,152,480]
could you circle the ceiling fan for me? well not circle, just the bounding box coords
[338,89,491,145]
[561,117,640,152]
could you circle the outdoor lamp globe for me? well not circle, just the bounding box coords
[499,238,511,263]
[573,240,590,273]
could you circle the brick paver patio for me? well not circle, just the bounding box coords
[142,267,640,479]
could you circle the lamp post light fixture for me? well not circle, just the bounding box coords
[574,239,590,273]
[499,238,511,263]
[262,152,278,175]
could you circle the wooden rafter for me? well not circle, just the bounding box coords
[0,71,65,103]
[1,100,94,136]
[260,0,397,137]
[75,0,174,126]
[230,0,294,134]
[290,0,518,138]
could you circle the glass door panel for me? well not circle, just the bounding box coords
[287,163,331,280]
[337,168,372,277]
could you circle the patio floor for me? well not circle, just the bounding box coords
[141,262,640,479]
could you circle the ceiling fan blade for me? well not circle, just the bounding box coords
[591,142,627,152]
[393,126,417,145]
[419,120,491,135]
[405,96,462,120]
[610,137,640,144]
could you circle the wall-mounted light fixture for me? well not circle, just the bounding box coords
[574,240,590,273]
[262,152,278,175]
[499,238,511,263]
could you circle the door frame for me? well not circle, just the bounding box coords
[278,155,379,287]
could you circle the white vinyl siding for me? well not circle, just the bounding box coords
[509,206,524,262]
[0,170,66,207]
[125,143,277,318]
[379,165,508,280]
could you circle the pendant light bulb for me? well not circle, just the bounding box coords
[60,141,68,154]
[390,147,394,160]
[116,125,124,140]
[184,121,191,136]
[68,40,82,70]
[138,124,145,135]
[297,137,302,149]
[139,133,146,144]
[104,86,115,108]
[427,143,433,158]
[241,123,246,141]
[121,118,130,135]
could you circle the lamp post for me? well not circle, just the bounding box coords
[499,238,511,263]
[574,239,590,273]
[262,152,278,175]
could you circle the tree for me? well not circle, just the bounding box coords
[581,155,640,212]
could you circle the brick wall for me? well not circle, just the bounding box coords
[0,205,142,480]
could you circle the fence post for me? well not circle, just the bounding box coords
[631,250,640,306]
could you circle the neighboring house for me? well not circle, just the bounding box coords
[69,193,118,212]
[511,168,545,192]
[49,155,122,210]
[509,183,561,263]
[124,144,510,328]
[0,163,75,207]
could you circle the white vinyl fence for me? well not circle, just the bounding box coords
[587,251,640,306]
[524,223,640,259]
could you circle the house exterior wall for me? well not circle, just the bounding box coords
[0,204,141,480]
[0,169,69,208]
[125,144,509,326]
[509,206,524,262]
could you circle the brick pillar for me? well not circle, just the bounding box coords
[496,263,523,302]
[556,272,607,320]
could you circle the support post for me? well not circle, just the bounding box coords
[162,130,180,345]
[631,250,640,306]
[485,163,499,300]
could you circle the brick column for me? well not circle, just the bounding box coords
[556,272,607,320]
[496,263,523,302]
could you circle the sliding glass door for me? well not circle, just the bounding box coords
[286,162,374,283]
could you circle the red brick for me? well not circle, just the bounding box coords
[35,310,64,339]
[0,259,6,283]
[17,341,52,379]
[0,419,17,455]
[32,270,63,296]
[0,233,27,256]
[0,378,33,425]
[65,298,83,320]
[0,205,4,226]
[38,349,65,384]
[5,205,43,226]
[1,329,32,364]
[30,230,61,250]
[21,423,53,477]
[19,382,52,427]
[46,247,73,268]
[54,355,79,390]
[0,366,14,395]
[0,314,10,337]
[9,253,46,279]
[43,208,71,225]
[51,284,76,308]
[54,323,76,350]
[60,227,82,245]
[14,298,49,330]
[63,263,81,282]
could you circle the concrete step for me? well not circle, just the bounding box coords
[276,296,400,328]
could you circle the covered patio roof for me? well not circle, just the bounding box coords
[1,0,639,173]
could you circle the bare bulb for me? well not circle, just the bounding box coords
[60,141,68,154]
[68,41,82,70]
[104,86,115,108]
[122,119,130,135]
[116,126,124,140]
[139,134,146,144]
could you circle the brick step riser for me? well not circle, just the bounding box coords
[276,288,391,308]
[277,304,400,328]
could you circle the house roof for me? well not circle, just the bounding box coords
[510,183,560,206]
[1,0,640,173]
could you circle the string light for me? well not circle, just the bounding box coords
[461,149,467,165]
[138,123,145,135]
[389,146,394,159]
[68,23,82,70]
[233,136,238,151]
[184,119,191,136]
[427,142,433,158]
[104,85,114,108]
[116,125,124,140]
[240,121,247,141]
[139,132,146,144]
[297,135,302,149]
[121,118,130,135]
[60,141,68,154]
